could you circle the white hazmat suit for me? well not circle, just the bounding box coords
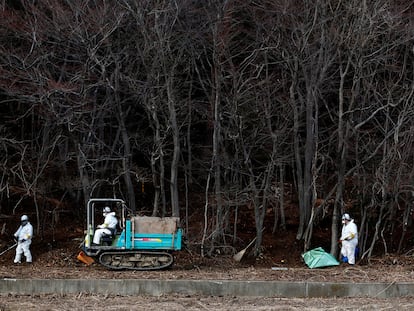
[93,207,118,245]
[340,214,358,265]
[14,215,33,264]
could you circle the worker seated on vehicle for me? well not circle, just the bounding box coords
[92,207,118,245]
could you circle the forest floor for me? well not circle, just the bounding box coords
[1,204,414,310]
[1,236,414,310]
[1,236,414,283]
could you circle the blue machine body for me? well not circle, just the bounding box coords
[115,219,182,250]
[82,198,182,270]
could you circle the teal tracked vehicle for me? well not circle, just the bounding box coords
[81,198,182,270]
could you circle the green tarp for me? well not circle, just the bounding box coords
[302,247,340,269]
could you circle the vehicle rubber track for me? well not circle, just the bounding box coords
[98,251,174,270]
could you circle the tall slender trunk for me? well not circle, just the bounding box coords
[167,82,180,218]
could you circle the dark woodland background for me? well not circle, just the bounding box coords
[1,0,414,262]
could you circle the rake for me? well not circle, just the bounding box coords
[0,243,17,256]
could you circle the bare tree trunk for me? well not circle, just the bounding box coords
[290,61,306,241]
[77,144,91,206]
[330,59,350,256]
[211,15,224,245]
[113,61,136,212]
[149,101,167,217]
[278,166,286,231]
[167,82,180,218]
[117,105,136,213]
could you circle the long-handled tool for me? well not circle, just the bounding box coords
[233,237,257,262]
[0,243,17,256]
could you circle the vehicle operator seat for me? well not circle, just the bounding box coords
[101,228,117,246]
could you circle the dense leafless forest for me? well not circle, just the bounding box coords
[0,0,414,261]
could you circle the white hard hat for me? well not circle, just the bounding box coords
[103,206,111,213]
[21,215,29,221]
[342,213,351,221]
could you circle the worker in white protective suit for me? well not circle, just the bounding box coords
[92,207,118,245]
[339,213,358,265]
[13,215,33,264]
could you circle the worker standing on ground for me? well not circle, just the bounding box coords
[13,214,33,264]
[339,213,358,265]
[92,207,118,245]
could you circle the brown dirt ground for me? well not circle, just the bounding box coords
[2,244,414,311]
[1,225,414,310]
[1,294,414,311]
[2,194,414,283]
[1,235,414,283]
